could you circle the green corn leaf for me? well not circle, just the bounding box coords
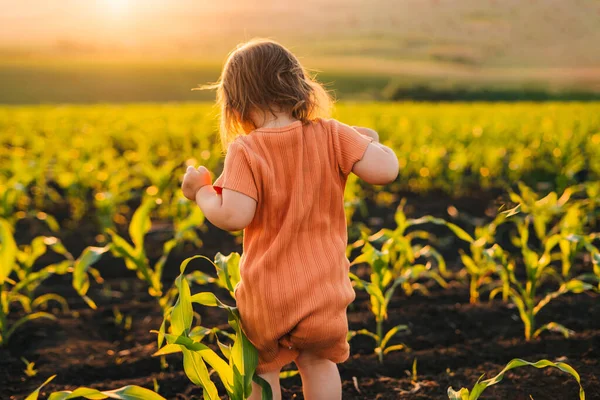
[447,386,470,400]
[468,358,585,400]
[6,292,33,313]
[383,343,409,354]
[394,203,407,232]
[0,218,17,284]
[101,385,166,399]
[171,274,192,336]
[279,370,299,379]
[129,198,155,252]
[533,322,575,339]
[380,324,409,349]
[364,283,386,320]
[459,252,480,274]
[73,246,109,309]
[228,308,259,397]
[169,256,206,337]
[152,343,182,357]
[501,204,521,218]
[182,347,219,399]
[411,216,475,243]
[5,312,56,343]
[191,292,220,307]
[418,245,448,276]
[156,308,171,349]
[31,293,69,313]
[12,261,71,293]
[42,214,61,232]
[48,384,166,399]
[107,230,137,263]
[188,270,217,285]
[217,337,232,360]
[347,329,380,342]
[534,280,593,315]
[45,237,73,260]
[162,332,233,390]
[214,252,241,295]
[175,205,204,240]
[23,236,49,268]
[509,293,531,340]
[25,374,56,400]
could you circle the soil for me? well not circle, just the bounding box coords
[2,190,599,400]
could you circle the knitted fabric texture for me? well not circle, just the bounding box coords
[213,118,373,373]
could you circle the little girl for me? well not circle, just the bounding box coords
[182,39,399,400]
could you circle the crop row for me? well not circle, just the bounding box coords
[1,180,597,399]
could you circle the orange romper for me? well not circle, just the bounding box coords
[213,118,373,374]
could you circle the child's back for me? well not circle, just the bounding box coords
[213,118,373,373]
[181,38,398,400]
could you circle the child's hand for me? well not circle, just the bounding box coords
[182,166,212,200]
[352,126,379,142]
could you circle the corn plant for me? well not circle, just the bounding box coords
[26,374,166,400]
[350,200,449,293]
[490,218,593,340]
[565,233,600,289]
[363,204,494,300]
[153,256,272,400]
[447,358,585,400]
[508,183,595,279]
[350,240,448,362]
[108,197,203,310]
[442,211,509,303]
[1,218,107,345]
[508,183,576,242]
[154,252,241,359]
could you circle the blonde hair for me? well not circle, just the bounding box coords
[201,39,333,150]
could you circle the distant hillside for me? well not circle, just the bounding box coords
[1,0,599,103]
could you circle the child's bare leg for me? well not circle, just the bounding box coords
[249,369,282,400]
[295,351,342,400]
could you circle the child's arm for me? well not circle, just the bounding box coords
[353,126,379,142]
[182,166,257,231]
[350,127,398,185]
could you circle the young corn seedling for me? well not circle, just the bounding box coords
[25,374,166,400]
[447,358,585,400]
[108,196,203,311]
[350,240,437,363]
[508,182,576,242]
[496,217,593,340]
[434,209,509,304]
[153,256,272,400]
[0,219,107,345]
[349,200,448,296]
[21,357,37,377]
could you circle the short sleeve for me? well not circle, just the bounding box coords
[330,119,374,176]
[213,141,259,202]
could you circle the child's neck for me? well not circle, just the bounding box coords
[254,111,298,129]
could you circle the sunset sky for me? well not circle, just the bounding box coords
[1,0,599,69]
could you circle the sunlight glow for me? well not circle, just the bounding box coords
[104,0,130,15]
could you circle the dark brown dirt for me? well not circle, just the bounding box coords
[2,190,599,400]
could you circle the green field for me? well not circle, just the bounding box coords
[2,102,599,229]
